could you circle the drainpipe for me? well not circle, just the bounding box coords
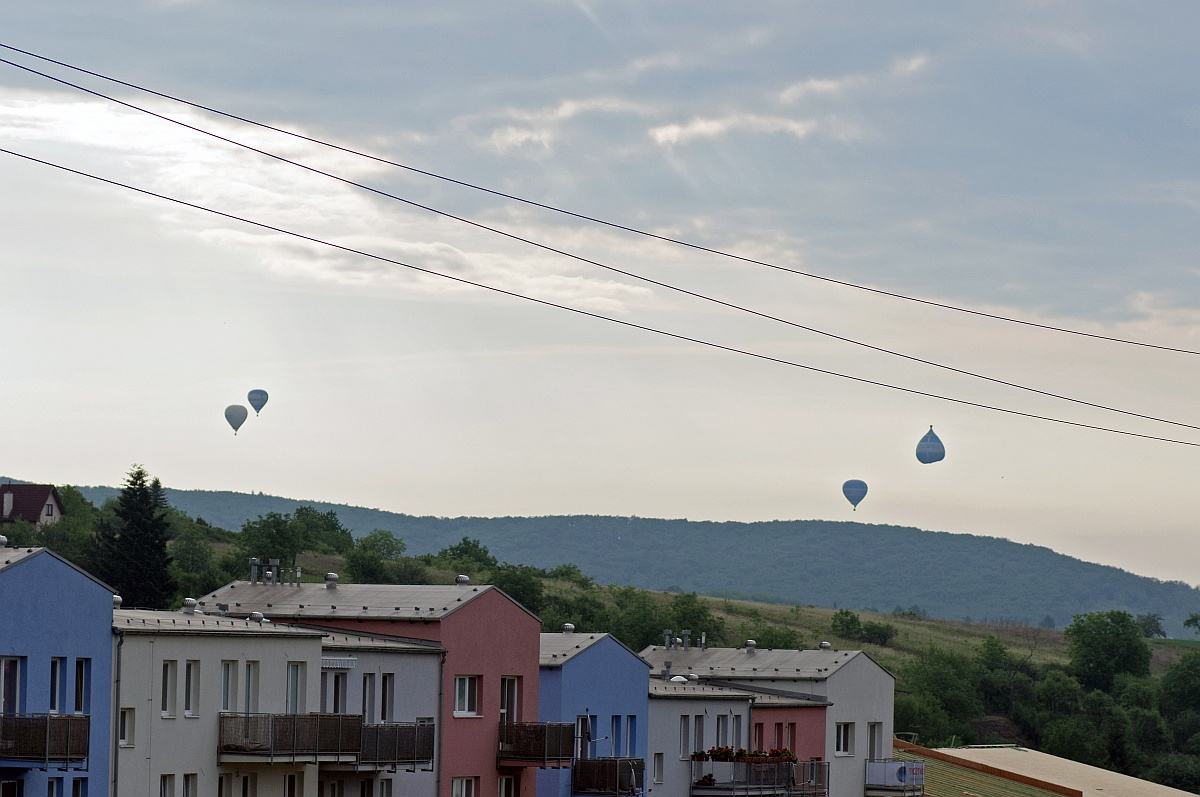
[436,649,446,797]
[111,627,124,797]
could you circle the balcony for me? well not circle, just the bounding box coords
[359,721,435,767]
[690,760,829,797]
[0,714,89,766]
[573,757,645,795]
[218,712,362,763]
[497,721,575,768]
[864,759,924,796]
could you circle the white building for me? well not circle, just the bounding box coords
[645,680,753,797]
[640,645,894,797]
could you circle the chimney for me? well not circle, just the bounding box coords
[661,660,672,678]
[268,558,281,585]
[2,492,12,519]
[325,572,339,590]
[681,629,691,649]
[745,639,757,654]
[663,629,673,649]
[562,623,575,635]
[182,598,198,615]
[249,557,260,583]
[455,574,470,585]
[112,595,122,609]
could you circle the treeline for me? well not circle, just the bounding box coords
[897,611,1200,792]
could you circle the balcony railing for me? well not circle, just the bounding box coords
[574,757,645,795]
[865,759,924,795]
[690,760,829,797]
[497,721,575,765]
[360,721,435,765]
[218,713,362,761]
[0,714,89,765]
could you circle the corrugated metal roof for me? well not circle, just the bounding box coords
[197,581,497,620]
[640,645,876,680]
[114,608,323,637]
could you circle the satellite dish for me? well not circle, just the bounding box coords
[247,389,269,415]
[842,479,868,511]
[224,405,249,435]
[916,426,946,464]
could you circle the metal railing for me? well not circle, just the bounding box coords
[690,760,829,797]
[0,714,90,765]
[218,712,362,759]
[360,721,435,765]
[864,759,923,795]
[497,721,575,762]
[574,757,645,795]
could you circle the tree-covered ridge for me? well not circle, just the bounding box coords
[50,481,1200,637]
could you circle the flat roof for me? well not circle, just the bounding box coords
[649,680,755,701]
[114,609,324,638]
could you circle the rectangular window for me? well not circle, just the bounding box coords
[835,722,854,755]
[182,774,197,797]
[221,661,238,712]
[71,779,86,797]
[331,672,347,714]
[159,774,175,797]
[218,774,233,797]
[118,708,134,747]
[627,715,637,757]
[287,775,300,797]
[787,723,797,753]
[716,714,728,746]
[499,677,519,725]
[361,673,375,723]
[774,722,784,749]
[575,715,591,759]
[244,661,259,713]
[184,661,199,717]
[286,662,305,714]
[380,673,394,722]
[868,722,883,759]
[0,657,20,714]
[652,752,664,783]
[320,671,328,713]
[49,658,65,714]
[450,778,475,797]
[610,715,622,757]
[753,722,764,752]
[380,781,392,797]
[497,777,514,797]
[48,779,63,797]
[693,715,704,753]
[732,715,742,748]
[678,715,689,759]
[73,659,90,714]
[453,676,480,716]
[239,774,256,797]
[161,660,178,718]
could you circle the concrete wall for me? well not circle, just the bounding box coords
[646,696,752,797]
[537,636,650,797]
[749,704,826,760]
[0,551,112,797]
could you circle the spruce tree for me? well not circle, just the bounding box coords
[94,465,176,609]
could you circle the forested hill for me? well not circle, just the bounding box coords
[65,481,1200,636]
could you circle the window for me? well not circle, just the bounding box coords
[44,502,54,517]
[118,708,135,747]
[732,715,742,748]
[244,661,259,713]
[787,723,797,753]
[380,674,394,721]
[627,715,637,757]
[184,661,199,717]
[450,779,476,797]
[753,723,764,752]
[0,657,20,714]
[499,677,519,725]
[610,715,622,757]
[453,676,480,716]
[835,722,854,756]
[358,781,372,797]
[159,774,175,797]
[653,750,664,781]
[379,781,392,797]
[361,673,375,723]
[693,715,705,754]
[286,662,305,714]
[320,672,328,713]
[239,774,257,797]
[71,779,86,797]
[182,774,197,797]
[73,659,89,713]
[331,672,347,714]
[868,722,883,759]
[497,777,514,797]
[218,775,234,797]
[48,779,63,797]
[161,661,178,717]
[678,715,689,759]
[287,775,300,797]
[221,661,238,712]
[716,714,728,746]
[774,722,784,749]
[49,658,64,713]
[575,715,592,759]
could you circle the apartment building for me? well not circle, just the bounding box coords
[645,681,753,797]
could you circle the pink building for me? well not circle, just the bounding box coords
[201,573,562,797]
[750,699,828,761]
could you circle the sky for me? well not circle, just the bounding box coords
[2,2,1199,586]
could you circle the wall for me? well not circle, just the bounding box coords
[749,704,826,760]
[823,654,894,797]
[537,636,650,797]
[0,551,112,797]
[646,696,752,797]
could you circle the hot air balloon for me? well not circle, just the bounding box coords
[842,479,868,511]
[915,426,946,464]
[248,389,269,415]
[225,405,249,435]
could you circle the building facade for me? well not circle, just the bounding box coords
[645,681,753,797]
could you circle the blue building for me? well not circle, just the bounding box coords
[0,545,114,797]
[538,627,650,797]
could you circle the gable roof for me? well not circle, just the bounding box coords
[540,631,651,669]
[0,546,114,593]
[197,580,536,622]
[649,679,756,701]
[0,484,60,524]
[639,645,889,681]
[114,608,324,638]
[319,629,444,654]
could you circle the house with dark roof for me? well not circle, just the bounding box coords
[0,484,64,527]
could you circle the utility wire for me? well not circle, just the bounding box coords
[4,145,1198,449]
[2,40,1195,356]
[3,55,1196,434]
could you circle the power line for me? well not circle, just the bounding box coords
[2,40,1195,356]
[4,145,1198,450]
[3,55,1197,434]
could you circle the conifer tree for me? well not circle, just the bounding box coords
[94,465,176,609]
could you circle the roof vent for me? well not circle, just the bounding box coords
[562,623,575,634]
[325,572,338,590]
[0,535,7,548]
[745,639,757,653]
[216,603,229,616]
[264,569,275,584]
[112,595,123,609]
[249,557,260,583]
[819,641,832,650]
[249,611,265,624]
[455,574,470,585]
[687,673,699,681]
[181,598,198,615]
[669,675,689,684]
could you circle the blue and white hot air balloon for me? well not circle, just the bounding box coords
[915,426,946,464]
[247,389,269,415]
[842,479,868,511]
[224,404,249,435]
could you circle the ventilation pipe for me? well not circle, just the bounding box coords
[745,640,757,654]
[181,598,198,615]
[661,660,672,678]
[562,623,575,635]
[662,629,673,649]
[325,572,339,590]
[700,632,707,649]
[0,534,7,548]
[112,595,122,609]
[454,574,470,585]
[249,557,260,583]
[268,558,281,584]
[819,641,832,650]
[681,630,691,649]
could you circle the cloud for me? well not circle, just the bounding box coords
[648,114,816,146]
[779,52,930,103]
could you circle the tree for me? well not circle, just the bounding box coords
[831,610,863,640]
[490,564,545,614]
[170,527,223,601]
[94,465,176,609]
[1161,652,1200,720]
[436,537,497,571]
[1135,613,1167,639]
[1064,611,1150,692]
[902,646,983,723]
[1040,717,1105,766]
[1036,669,1082,714]
[1144,755,1200,793]
[669,593,723,640]
[860,620,898,646]
[236,512,307,573]
[292,507,353,554]
[1186,613,1200,636]
[344,530,406,583]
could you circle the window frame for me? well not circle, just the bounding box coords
[118,707,135,747]
[221,661,238,712]
[453,675,480,717]
[160,660,178,718]
[183,660,199,717]
[835,722,854,756]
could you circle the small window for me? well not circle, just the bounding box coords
[286,662,305,714]
[184,661,199,717]
[161,661,178,718]
[627,715,637,757]
[73,659,90,714]
[221,661,238,712]
[835,722,854,755]
[380,673,395,721]
[716,714,728,746]
[244,661,260,713]
[453,676,480,716]
[693,715,704,753]
[49,658,65,714]
[239,774,257,797]
[753,722,764,752]
[71,779,86,797]
[379,781,392,797]
[0,656,21,715]
[182,774,197,797]
[774,722,784,749]
[732,714,742,748]
[451,778,476,797]
[118,708,135,747]
[331,672,347,714]
[497,776,514,797]
[652,753,664,783]
[361,673,375,723]
[287,775,300,797]
[45,502,54,517]
[787,722,797,753]
[48,779,63,797]
[159,774,175,797]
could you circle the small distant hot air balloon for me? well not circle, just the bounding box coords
[225,405,249,435]
[247,389,269,415]
[915,426,946,464]
[842,479,868,511]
